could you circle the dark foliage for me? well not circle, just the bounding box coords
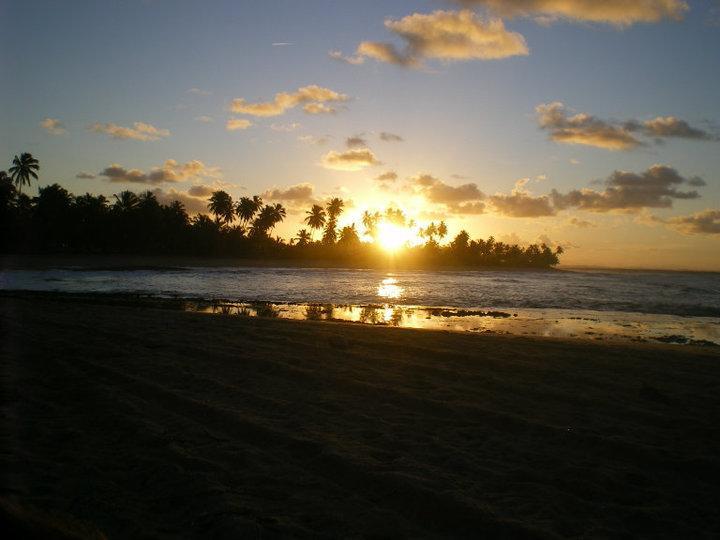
[0,171,562,268]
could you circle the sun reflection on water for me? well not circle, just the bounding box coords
[378,277,403,299]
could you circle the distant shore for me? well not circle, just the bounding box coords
[2,294,719,537]
[0,253,564,272]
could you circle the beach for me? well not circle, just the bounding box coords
[2,293,719,538]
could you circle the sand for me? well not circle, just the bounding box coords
[2,294,719,538]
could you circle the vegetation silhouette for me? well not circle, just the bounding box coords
[0,154,563,268]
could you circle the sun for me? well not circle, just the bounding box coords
[376,221,412,252]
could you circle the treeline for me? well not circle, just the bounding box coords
[0,155,563,268]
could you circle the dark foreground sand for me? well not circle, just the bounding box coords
[2,295,719,539]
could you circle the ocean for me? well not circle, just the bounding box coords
[2,266,719,345]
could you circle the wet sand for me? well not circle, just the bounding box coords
[2,294,720,538]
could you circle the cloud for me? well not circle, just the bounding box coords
[346,135,368,148]
[99,159,221,185]
[302,103,338,115]
[379,132,404,142]
[187,185,214,198]
[336,10,528,68]
[664,209,720,235]
[551,165,703,212]
[40,117,66,135]
[567,217,596,228]
[411,174,485,204]
[376,171,398,182]
[271,122,301,132]
[329,50,366,64]
[640,116,716,140]
[75,171,96,179]
[89,121,170,141]
[456,0,688,26]
[230,85,348,117]
[195,115,214,123]
[536,102,716,150]
[448,202,487,214]
[151,187,210,214]
[298,134,329,145]
[321,149,379,171]
[261,182,315,202]
[226,118,253,131]
[489,192,555,217]
[187,88,211,96]
[536,102,641,150]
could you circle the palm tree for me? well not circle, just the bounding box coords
[295,228,311,246]
[362,210,380,239]
[251,203,286,237]
[270,203,286,229]
[9,153,39,194]
[304,204,326,241]
[326,197,344,220]
[338,224,360,245]
[208,190,235,225]
[113,190,139,212]
[322,219,338,245]
[236,195,262,225]
[424,222,438,243]
[437,221,448,243]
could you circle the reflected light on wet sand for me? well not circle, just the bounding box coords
[378,277,403,299]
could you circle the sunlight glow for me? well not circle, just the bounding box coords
[376,221,414,252]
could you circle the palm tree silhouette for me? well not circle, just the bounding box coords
[295,228,312,246]
[437,221,448,243]
[208,190,235,225]
[236,195,262,225]
[251,203,286,236]
[9,153,39,194]
[113,190,139,212]
[326,197,344,220]
[362,210,380,240]
[304,204,326,241]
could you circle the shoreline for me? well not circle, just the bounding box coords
[0,253,563,272]
[2,294,719,537]
[3,254,718,274]
[2,290,719,349]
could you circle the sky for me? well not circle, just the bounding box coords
[1,0,719,270]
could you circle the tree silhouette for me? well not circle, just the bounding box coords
[326,197,344,221]
[437,221,448,241]
[237,195,262,225]
[9,153,39,194]
[113,191,139,212]
[304,204,326,241]
[338,224,360,246]
[208,190,235,225]
[294,229,311,246]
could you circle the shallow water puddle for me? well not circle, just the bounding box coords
[188,301,719,347]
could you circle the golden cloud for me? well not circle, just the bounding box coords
[230,85,348,117]
[99,159,221,185]
[335,10,528,68]
[537,103,715,150]
[89,121,170,141]
[261,182,315,202]
[321,149,379,171]
[665,209,720,235]
[40,117,66,135]
[551,165,703,212]
[226,118,253,131]
[536,102,641,150]
[457,0,688,25]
